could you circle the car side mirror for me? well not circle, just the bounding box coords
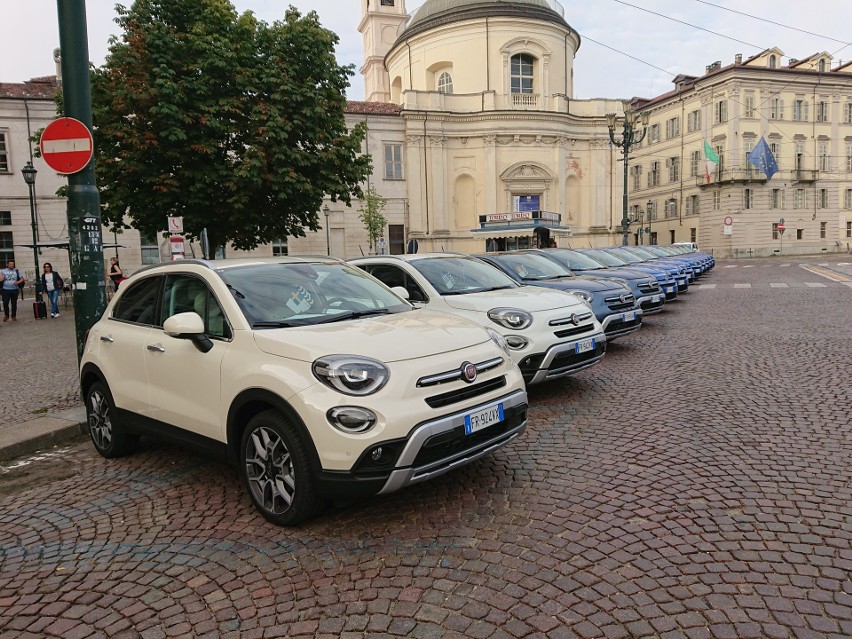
[163,312,214,353]
[390,286,409,300]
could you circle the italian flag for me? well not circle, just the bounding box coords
[703,141,719,184]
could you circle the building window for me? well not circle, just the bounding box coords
[713,191,721,210]
[772,222,780,240]
[770,189,785,209]
[818,144,829,171]
[510,53,534,94]
[819,189,828,208]
[667,157,679,182]
[665,198,678,218]
[647,161,660,187]
[797,228,804,240]
[380,0,395,5]
[648,124,660,144]
[795,143,805,170]
[770,143,782,168]
[690,150,700,177]
[685,194,699,215]
[714,145,725,174]
[0,211,11,225]
[630,165,642,190]
[272,238,288,256]
[847,221,852,238]
[816,101,829,122]
[0,130,8,173]
[690,227,697,242]
[687,109,701,132]
[770,97,784,120]
[744,96,755,118]
[845,188,852,209]
[437,72,453,94]
[769,55,777,69]
[846,143,852,171]
[845,103,852,124]
[744,141,755,169]
[820,222,827,239]
[793,99,808,121]
[388,224,405,255]
[140,234,161,265]
[647,201,657,221]
[665,117,680,139]
[0,231,13,264]
[384,143,403,180]
[714,100,728,124]
[743,188,753,209]
[795,189,807,209]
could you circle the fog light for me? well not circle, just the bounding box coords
[327,407,377,433]
[505,335,529,350]
[371,447,383,461]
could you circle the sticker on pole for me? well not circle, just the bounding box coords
[39,117,93,175]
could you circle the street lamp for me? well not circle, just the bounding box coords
[322,204,330,256]
[21,161,43,303]
[646,199,653,245]
[607,103,650,246]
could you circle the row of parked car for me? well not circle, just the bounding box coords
[80,244,712,525]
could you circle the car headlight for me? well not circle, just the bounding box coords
[609,277,630,288]
[312,355,389,396]
[487,307,533,330]
[567,290,593,304]
[486,328,511,355]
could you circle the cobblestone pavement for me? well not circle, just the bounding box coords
[0,256,850,639]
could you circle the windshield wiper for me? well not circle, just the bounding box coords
[484,285,514,291]
[253,320,302,328]
[226,284,246,299]
[314,308,392,324]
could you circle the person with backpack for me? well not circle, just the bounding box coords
[41,263,64,318]
[2,260,25,322]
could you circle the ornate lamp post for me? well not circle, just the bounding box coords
[322,204,331,256]
[21,161,43,303]
[607,102,650,246]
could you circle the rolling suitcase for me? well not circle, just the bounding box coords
[33,300,47,319]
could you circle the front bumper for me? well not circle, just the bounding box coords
[600,309,643,340]
[314,390,528,499]
[637,294,665,314]
[520,332,607,384]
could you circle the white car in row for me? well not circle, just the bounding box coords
[350,253,607,385]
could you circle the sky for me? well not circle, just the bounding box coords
[1,0,851,102]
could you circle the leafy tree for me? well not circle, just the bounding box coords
[90,0,371,255]
[358,186,387,254]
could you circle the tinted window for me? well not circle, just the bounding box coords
[159,274,232,339]
[112,276,162,325]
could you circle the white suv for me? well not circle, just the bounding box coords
[80,258,527,526]
[350,254,607,384]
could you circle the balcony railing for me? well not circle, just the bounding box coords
[696,169,819,187]
[512,93,539,109]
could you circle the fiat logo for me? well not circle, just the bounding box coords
[461,362,477,383]
[620,294,629,303]
[570,313,580,326]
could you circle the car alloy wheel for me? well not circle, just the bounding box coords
[85,381,136,458]
[240,410,322,526]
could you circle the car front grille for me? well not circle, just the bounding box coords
[553,323,597,339]
[637,281,661,293]
[417,357,504,388]
[605,293,635,312]
[425,376,507,409]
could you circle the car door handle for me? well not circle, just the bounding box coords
[146,344,165,353]
[99,335,114,343]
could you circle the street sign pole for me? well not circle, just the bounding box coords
[57,0,106,362]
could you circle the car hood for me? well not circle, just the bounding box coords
[520,275,625,294]
[252,309,491,363]
[441,285,586,313]
[573,267,652,281]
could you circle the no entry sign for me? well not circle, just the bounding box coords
[39,117,93,175]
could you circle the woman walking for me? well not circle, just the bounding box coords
[41,263,64,318]
[109,257,123,291]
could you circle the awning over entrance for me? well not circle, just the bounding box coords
[470,210,568,233]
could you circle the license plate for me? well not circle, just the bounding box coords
[664,286,675,293]
[575,337,596,354]
[464,402,504,435]
[652,295,661,303]
[622,311,636,322]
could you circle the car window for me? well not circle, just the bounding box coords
[160,274,232,339]
[362,264,428,302]
[489,254,568,281]
[192,288,232,340]
[411,257,518,295]
[112,276,162,325]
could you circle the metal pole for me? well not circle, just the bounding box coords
[56,0,106,361]
[621,133,630,246]
[27,180,42,303]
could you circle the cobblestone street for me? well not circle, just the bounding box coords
[0,256,850,639]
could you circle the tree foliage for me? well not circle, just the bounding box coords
[358,186,387,253]
[91,0,371,254]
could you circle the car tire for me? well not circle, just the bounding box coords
[240,410,323,526]
[85,381,138,458]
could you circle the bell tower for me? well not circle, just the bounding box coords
[358,0,408,102]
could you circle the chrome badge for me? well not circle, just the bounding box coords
[461,362,477,383]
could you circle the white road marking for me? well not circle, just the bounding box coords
[805,282,827,288]
[694,284,717,289]
[742,265,754,268]
[770,283,789,288]
[800,264,849,282]
[0,447,74,473]
[844,282,852,288]
[733,283,751,288]
[724,265,738,268]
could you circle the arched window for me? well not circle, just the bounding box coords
[769,55,777,69]
[437,72,453,94]
[510,53,535,94]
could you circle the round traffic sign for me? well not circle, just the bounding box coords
[778,223,786,231]
[39,117,93,175]
[723,215,733,226]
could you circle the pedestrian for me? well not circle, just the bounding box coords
[109,257,123,291]
[548,238,558,248]
[41,263,64,318]
[2,259,25,322]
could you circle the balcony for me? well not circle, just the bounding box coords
[696,169,819,187]
[511,93,539,109]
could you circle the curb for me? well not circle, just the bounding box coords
[0,405,88,463]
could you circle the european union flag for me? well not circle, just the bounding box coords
[747,137,779,180]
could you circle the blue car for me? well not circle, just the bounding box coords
[577,248,682,301]
[475,251,643,341]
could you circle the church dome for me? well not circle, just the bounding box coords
[403,0,569,39]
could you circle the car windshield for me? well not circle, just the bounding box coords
[636,247,665,258]
[486,253,572,281]
[412,256,519,295]
[545,249,605,271]
[217,262,411,327]
[583,249,629,267]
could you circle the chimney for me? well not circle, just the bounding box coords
[735,54,742,65]
[705,61,721,74]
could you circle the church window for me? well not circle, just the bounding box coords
[384,144,403,180]
[510,54,534,94]
[437,72,453,94]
